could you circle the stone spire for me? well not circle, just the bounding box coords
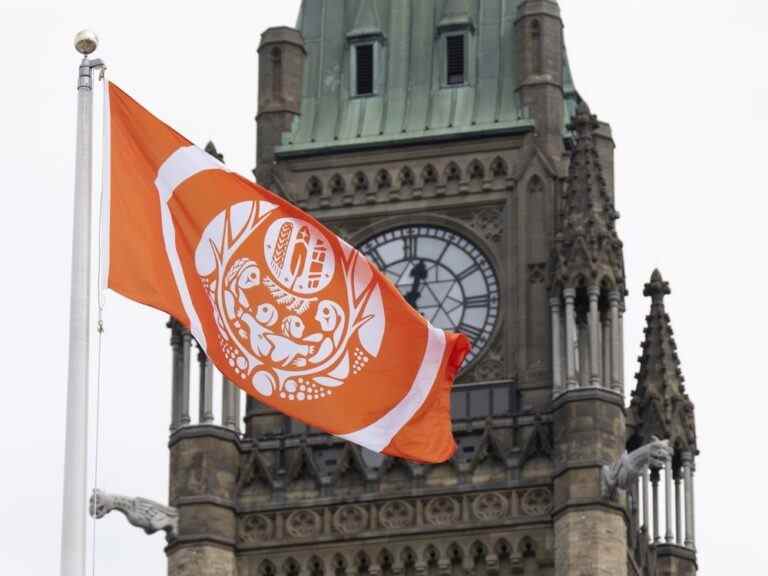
[551,99,625,293]
[628,270,697,453]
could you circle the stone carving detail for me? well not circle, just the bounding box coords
[601,437,674,499]
[329,173,346,195]
[422,164,438,184]
[629,271,697,452]
[468,159,485,180]
[490,156,508,178]
[469,208,504,243]
[284,558,301,576]
[333,504,369,535]
[400,166,415,187]
[238,447,274,492]
[528,174,544,195]
[521,415,553,465]
[352,171,369,193]
[89,489,178,541]
[520,487,553,516]
[259,560,277,576]
[376,169,392,190]
[379,500,415,529]
[473,341,505,381]
[331,554,348,575]
[286,509,322,538]
[240,513,275,543]
[528,262,547,284]
[445,161,461,182]
[551,100,626,292]
[308,555,325,576]
[306,176,323,198]
[425,496,460,526]
[472,492,508,521]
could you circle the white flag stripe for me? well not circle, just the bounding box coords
[339,325,446,451]
[154,145,228,350]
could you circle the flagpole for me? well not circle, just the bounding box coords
[61,30,102,576]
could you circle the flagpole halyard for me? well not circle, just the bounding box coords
[61,30,103,576]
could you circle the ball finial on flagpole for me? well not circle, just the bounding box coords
[74,29,98,55]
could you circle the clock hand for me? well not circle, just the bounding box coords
[404,260,428,310]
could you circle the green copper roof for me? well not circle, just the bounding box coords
[348,0,383,37]
[279,0,574,155]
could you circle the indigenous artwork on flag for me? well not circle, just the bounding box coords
[105,82,469,462]
[195,202,385,401]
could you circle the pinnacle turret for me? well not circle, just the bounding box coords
[644,268,671,301]
[628,270,696,453]
[551,99,625,293]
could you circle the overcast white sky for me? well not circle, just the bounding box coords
[0,1,766,574]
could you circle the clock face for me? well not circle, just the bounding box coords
[358,225,499,366]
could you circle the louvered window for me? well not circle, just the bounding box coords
[356,44,374,95]
[446,34,465,85]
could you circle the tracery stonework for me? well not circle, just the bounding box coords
[286,509,322,538]
[472,492,508,521]
[521,488,553,516]
[472,340,505,381]
[379,500,415,529]
[333,505,369,535]
[528,262,547,284]
[240,514,274,543]
[467,207,504,243]
[425,497,460,526]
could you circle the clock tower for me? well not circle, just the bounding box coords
[164,2,700,576]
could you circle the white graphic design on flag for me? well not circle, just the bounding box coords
[194,201,386,400]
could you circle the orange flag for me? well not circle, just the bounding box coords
[104,83,470,463]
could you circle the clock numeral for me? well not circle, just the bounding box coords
[402,235,418,259]
[458,323,484,342]
[464,295,491,309]
[456,263,481,281]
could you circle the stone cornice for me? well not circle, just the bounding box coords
[168,424,241,449]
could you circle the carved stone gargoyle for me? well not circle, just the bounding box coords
[89,489,179,542]
[601,437,674,500]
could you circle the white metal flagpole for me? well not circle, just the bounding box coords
[61,30,103,576]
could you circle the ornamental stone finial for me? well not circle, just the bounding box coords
[644,268,671,301]
[601,437,674,499]
[89,489,179,541]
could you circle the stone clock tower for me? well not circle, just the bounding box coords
[161,2,701,576]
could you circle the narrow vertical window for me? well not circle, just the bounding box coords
[446,34,465,85]
[271,47,283,98]
[356,44,374,95]
[531,20,542,74]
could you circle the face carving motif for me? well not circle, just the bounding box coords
[256,303,278,327]
[238,264,261,290]
[282,315,305,338]
[315,300,342,332]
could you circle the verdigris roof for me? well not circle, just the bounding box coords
[280,0,576,155]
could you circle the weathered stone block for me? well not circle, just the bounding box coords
[554,509,627,576]
[168,545,236,576]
